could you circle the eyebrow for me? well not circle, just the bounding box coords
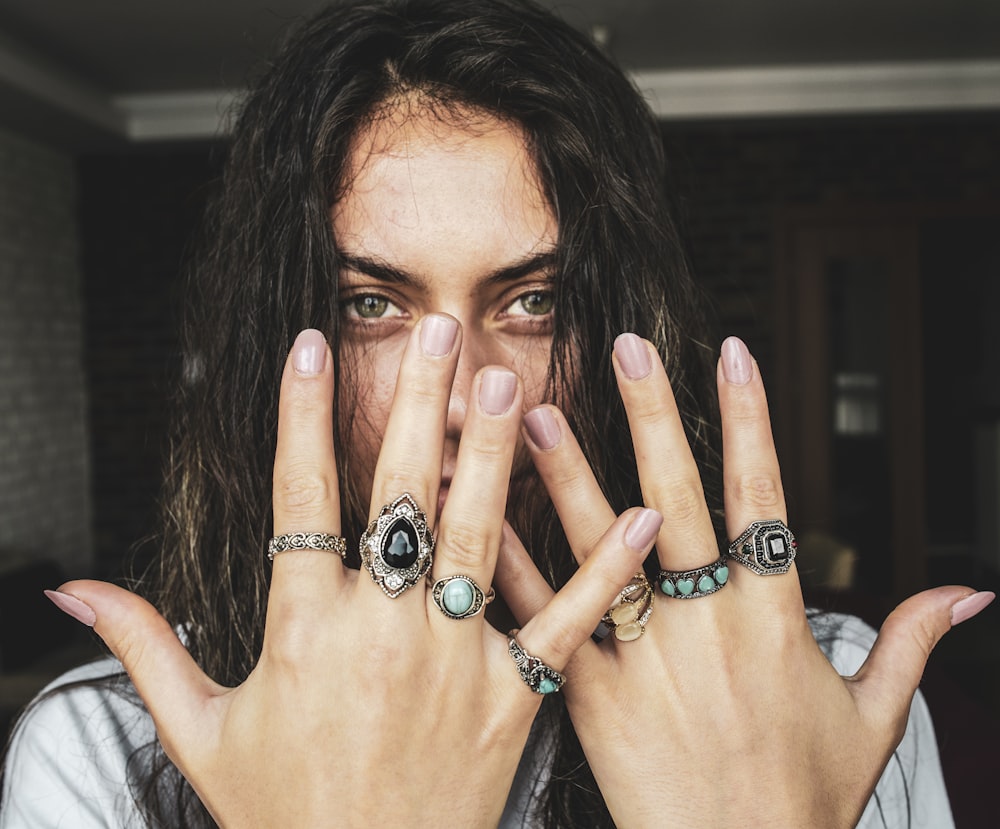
[337,249,558,289]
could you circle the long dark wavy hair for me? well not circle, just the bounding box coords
[10,1,723,826]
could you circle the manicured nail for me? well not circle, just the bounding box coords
[721,336,753,385]
[292,329,327,376]
[45,589,96,627]
[479,368,518,415]
[950,591,995,626]
[624,508,663,550]
[420,314,459,357]
[614,333,652,380]
[523,407,561,450]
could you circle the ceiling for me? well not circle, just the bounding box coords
[2,0,999,149]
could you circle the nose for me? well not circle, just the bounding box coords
[445,329,494,441]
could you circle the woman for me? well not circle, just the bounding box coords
[2,0,991,826]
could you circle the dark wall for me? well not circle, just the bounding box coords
[78,147,224,578]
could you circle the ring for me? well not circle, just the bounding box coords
[601,573,654,641]
[507,630,565,695]
[658,556,729,598]
[430,575,495,620]
[359,493,434,597]
[267,532,347,562]
[727,519,797,575]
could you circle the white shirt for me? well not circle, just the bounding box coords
[1,614,954,828]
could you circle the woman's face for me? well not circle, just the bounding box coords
[332,102,558,516]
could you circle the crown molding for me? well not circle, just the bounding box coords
[2,30,999,145]
[633,60,1000,119]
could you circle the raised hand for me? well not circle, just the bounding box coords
[499,333,993,828]
[46,322,657,828]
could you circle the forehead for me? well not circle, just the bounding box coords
[331,98,557,279]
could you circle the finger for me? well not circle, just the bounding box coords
[718,337,786,532]
[522,405,616,563]
[432,367,522,612]
[613,333,716,571]
[716,336,800,606]
[501,508,662,679]
[851,587,995,733]
[271,329,345,611]
[494,521,553,624]
[368,314,460,521]
[46,581,222,769]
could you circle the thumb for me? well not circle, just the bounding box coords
[46,580,223,760]
[852,586,995,728]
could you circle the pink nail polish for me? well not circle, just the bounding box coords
[523,407,561,450]
[721,336,753,385]
[614,333,652,380]
[480,369,518,415]
[420,314,459,357]
[292,329,327,376]
[45,590,96,627]
[950,591,995,626]
[624,508,663,550]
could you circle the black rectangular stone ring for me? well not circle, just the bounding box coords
[267,532,347,561]
[727,519,797,576]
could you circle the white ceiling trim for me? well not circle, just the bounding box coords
[111,90,239,141]
[3,36,999,141]
[635,60,1000,119]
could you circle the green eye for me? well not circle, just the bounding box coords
[518,291,553,316]
[352,295,389,318]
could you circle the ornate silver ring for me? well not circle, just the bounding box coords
[359,493,434,598]
[727,519,797,576]
[267,532,346,562]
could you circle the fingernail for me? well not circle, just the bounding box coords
[523,407,561,450]
[624,508,663,550]
[950,591,996,626]
[614,333,652,380]
[45,590,96,627]
[292,329,327,376]
[721,336,753,385]
[420,314,459,357]
[480,368,518,415]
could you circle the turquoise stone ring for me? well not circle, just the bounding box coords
[430,574,495,620]
[507,630,565,695]
[658,555,730,599]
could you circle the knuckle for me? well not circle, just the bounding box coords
[274,466,333,515]
[438,521,491,570]
[656,478,706,525]
[732,472,783,510]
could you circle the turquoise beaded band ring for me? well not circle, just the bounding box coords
[658,556,729,598]
[267,532,347,562]
[727,519,797,576]
[431,575,495,620]
[601,573,655,641]
[507,630,565,695]
[360,493,434,598]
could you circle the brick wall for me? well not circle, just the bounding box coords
[0,127,91,577]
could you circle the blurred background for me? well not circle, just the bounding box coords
[1,0,998,823]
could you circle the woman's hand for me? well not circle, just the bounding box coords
[46,322,656,827]
[497,333,994,828]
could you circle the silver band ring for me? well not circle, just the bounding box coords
[360,493,434,598]
[507,630,565,695]
[267,532,347,562]
[658,556,729,598]
[727,519,797,576]
[430,575,495,620]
